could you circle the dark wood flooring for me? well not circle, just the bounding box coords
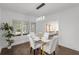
[1,42,79,55]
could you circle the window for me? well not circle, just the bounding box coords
[36,16,45,22]
[12,20,29,36]
[31,23,36,33]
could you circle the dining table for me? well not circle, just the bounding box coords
[33,35,50,55]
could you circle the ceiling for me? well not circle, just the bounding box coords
[0,3,79,16]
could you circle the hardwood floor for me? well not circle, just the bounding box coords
[1,42,30,55]
[56,46,79,55]
[1,42,79,55]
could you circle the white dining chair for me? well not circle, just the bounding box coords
[42,36,58,55]
[27,33,42,55]
[41,32,49,40]
[30,32,40,41]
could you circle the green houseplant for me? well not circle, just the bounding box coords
[1,23,14,49]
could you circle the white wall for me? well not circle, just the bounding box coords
[36,7,79,51]
[54,7,79,51]
[0,8,37,48]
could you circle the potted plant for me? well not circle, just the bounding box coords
[1,23,14,49]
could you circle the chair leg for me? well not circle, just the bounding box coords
[31,48,36,55]
[34,48,41,55]
[39,48,42,55]
[34,49,36,55]
[30,47,35,55]
[40,49,42,55]
[30,47,32,54]
[41,50,45,55]
[30,48,42,55]
[36,48,39,55]
[53,51,55,55]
